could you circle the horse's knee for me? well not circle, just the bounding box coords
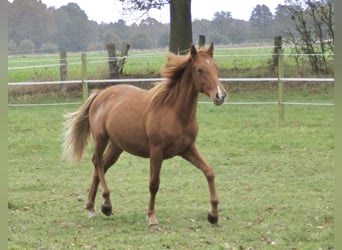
[149,179,160,194]
[204,168,215,182]
[92,154,100,166]
[102,190,110,199]
[92,153,97,162]
[211,197,219,207]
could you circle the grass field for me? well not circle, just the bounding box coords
[8,45,335,249]
[8,93,334,249]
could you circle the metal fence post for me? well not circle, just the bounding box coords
[81,53,88,102]
[278,48,285,122]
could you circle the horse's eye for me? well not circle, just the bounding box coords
[197,68,203,73]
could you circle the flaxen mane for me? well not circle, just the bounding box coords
[150,52,192,108]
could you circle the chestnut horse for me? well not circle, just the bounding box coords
[62,44,227,225]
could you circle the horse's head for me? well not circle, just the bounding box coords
[190,43,227,105]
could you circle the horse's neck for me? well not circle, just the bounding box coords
[174,76,198,124]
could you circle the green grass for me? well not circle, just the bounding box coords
[8,94,334,249]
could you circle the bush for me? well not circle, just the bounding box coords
[18,39,35,54]
[8,40,18,54]
[40,42,59,54]
[130,31,152,50]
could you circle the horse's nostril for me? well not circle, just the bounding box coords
[216,92,226,100]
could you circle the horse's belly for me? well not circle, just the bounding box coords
[162,136,194,159]
[106,111,150,158]
[111,130,150,158]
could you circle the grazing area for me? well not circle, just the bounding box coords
[8,94,334,249]
[8,44,334,249]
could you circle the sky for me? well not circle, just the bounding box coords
[38,0,285,24]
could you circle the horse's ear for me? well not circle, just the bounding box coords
[208,43,214,57]
[190,44,197,58]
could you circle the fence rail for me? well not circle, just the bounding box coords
[8,77,334,86]
[8,77,334,107]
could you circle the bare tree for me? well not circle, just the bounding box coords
[285,0,334,73]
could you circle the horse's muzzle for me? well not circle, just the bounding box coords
[213,87,227,105]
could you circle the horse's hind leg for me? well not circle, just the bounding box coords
[86,140,122,218]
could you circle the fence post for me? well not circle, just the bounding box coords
[118,43,130,74]
[81,53,88,102]
[273,36,282,67]
[106,43,118,79]
[199,35,206,48]
[278,48,285,122]
[60,51,67,92]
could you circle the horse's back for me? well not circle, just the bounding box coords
[89,84,151,157]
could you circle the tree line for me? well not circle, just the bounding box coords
[8,0,334,71]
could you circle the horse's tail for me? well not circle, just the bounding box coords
[62,91,99,163]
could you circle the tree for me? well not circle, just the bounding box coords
[249,4,274,40]
[158,30,170,48]
[118,0,192,54]
[274,4,296,35]
[307,0,334,51]
[212,11,233,43]
[8,0,56,48]
[130,31,153,49]
[8,40,18,54]
[112,19,131,42]
[103,31,122,47]
[139,17,167,48]
[230,19,249,44]
[169,0,192,53]
[284,0,334,73]
[208,31,228,45]
[40,42,58,53]
[18,39,35,54]
[53,3,93,51]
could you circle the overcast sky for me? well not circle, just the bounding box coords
[35,0,285,24]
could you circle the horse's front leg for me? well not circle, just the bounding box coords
[182,144,219,224]
[147,147,163,225]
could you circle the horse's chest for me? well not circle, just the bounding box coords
[161,123,198,158]
[146,111,199,157]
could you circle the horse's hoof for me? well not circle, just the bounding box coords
[148,220,159,226]
[148,214,159,226]
[101,205,113,216]
[87,211,98,219]
[208,212,218,224]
